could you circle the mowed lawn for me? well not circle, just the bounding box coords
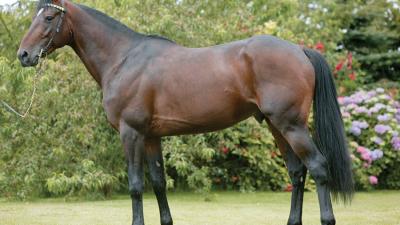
[0,191,399,225]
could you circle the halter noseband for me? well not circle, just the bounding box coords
[39,1,67,58]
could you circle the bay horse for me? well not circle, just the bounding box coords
[17,0,353,224]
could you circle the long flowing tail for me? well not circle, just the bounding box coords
[303,48,354,203]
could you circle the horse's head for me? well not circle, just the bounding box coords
[17,0,71,67]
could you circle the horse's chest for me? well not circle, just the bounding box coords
[102,92,150,132]
[102,94,123,130]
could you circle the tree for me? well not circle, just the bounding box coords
[342,0,400,81]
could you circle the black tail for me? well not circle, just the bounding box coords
[303,48,354,203]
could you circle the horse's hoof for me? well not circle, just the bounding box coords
[287,222,302,225]
[161,218,173,225]
[132,220,145,225]
[287,220,302,225]
[321,218,336,225]
[287,215,302,225]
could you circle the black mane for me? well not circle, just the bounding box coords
[36,1,174,43]
[147,35,175,43]
[78,4,175,43]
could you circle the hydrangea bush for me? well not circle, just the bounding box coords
[339,88,400,189]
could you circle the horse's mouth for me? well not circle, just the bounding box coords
[20,56,39,67]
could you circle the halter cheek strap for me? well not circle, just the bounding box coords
[39,1,67,57]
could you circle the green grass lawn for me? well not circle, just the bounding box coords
[0,191,399,225]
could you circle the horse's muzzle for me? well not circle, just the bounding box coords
[17,49,39,67]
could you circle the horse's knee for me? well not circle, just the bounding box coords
[129,180,144,196]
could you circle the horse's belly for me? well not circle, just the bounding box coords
[148,101,257,136]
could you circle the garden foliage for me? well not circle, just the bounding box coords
[342,0,400,82]
[0,0,399,199]
[340,88,400,189]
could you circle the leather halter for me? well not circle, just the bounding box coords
[39,1,67,57]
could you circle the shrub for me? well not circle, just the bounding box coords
[1,0,399,199]
[46,159,119,199]
[163,119,290,193]
[339,88,400,190]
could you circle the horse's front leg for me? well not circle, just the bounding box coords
[121,123,145,225]
[144,137,173,225]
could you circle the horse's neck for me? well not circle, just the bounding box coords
[67,3,143,88]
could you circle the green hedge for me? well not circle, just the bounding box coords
[1,0,399,199]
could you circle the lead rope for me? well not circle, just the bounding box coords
[1,1,66,118]
[0,49,46,118]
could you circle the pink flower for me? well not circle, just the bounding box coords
[361,152,371,162]
[348,72,356,81]
[315,42,325,52]
[357,146,367,153]
[335,61,344,71]
[369,176,378,185]
[342,112,351,118]
[284,184,293,192]
[338,96,344,105]
[222,146,229,154]
[347,52,353,69]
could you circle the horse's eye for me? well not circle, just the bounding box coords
[45,16,54,22]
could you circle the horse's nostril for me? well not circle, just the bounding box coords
[17,49,32,66]
[21,50,28,60]
[18,49,29,62]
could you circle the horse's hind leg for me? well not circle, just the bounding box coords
[266,119,307,225]
[144,137,173,225]
[260,101,334,224]
[272,120,335,225]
